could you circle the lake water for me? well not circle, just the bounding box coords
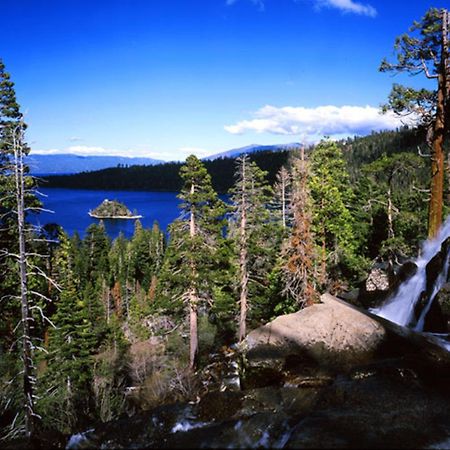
[29,188,181,239]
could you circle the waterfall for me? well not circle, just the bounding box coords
[371,216,450,331]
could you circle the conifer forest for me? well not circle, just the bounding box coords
[1,6,450,449]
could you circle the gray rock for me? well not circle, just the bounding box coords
[243,294,387,370]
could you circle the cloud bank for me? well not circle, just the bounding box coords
[31,145,212,161]
[225,105,415,141]
[32,146,133,157]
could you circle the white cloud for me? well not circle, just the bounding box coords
[32,145,167,159]
[225,105,416,141]
[177,147,212,158]
[314,0,377,17]
[226,0,265,11]
[68,136,84,142]
[228,0,377,17]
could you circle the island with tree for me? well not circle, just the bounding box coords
[88,199,142,219]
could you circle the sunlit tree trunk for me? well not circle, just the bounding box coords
[236,157,248,342]
[428,66,446,237]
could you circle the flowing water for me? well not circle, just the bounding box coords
[371,216,450,333]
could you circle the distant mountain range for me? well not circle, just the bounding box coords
[204,143,301,160]
[27,143,301,175]
[27,154,164,175]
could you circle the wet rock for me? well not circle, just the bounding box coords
[437,283,450,315]
[394,260,418,285]
[286,368,450,449]
[411,238,450,333]
[423,296,448,333]
[196,390,242,423]
[160,411,293,449]
[436,283,450,330]
[243,294,387,370]
[68,358,450,449]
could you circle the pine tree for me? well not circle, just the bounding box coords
[0,59,26,162]
[361,152,426,260]
[309,140,359,290]
[0,60,44,443]
[84,221,111,283]
[108,232,128,320]
[380,7,450,237]
[157,155,226,369]
[229,155,276,341]
[128,220,164,292]
[0,59,25,350]
[39,232,108,433]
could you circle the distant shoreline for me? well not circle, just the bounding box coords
[88,212,143,220]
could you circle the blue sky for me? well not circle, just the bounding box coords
[0,0,443,160]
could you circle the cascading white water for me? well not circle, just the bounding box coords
[371,216,450,331]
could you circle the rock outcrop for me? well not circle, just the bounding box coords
[243,293,386,370]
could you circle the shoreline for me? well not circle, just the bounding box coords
[88,212,143,219]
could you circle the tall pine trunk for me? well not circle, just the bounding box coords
[189,182,198,369]
[13,124,36,440]
[428,9,448,238]
[238,161,248,342]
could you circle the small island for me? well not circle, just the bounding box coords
[88,199,142,219]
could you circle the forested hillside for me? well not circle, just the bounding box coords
[42,127,428,193]
[42,150,291,193]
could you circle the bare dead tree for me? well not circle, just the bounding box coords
[0,121,59,443]
[282,149,319,308]
[273,166,292,228]
[234,155,249,342]
[13,122,37,441]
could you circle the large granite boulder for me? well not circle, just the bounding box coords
[243,293,386,370]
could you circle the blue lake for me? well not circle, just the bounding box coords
[30,188,181,239]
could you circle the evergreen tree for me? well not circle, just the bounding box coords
[0,58,26,351]
[309,140,360,290]
[380,7,450,237]
[229,155,277,341]
[361,152,426,260]
[84,221,111,283]
[39,232,108,433]
[128,220,164,292]
[108,232,128,319]
[157,155,226,368]
[0,59,43,442]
